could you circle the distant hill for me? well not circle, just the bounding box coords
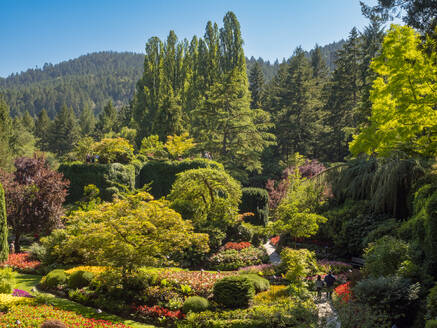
[0,41,344,118]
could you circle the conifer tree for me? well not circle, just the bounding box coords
[35,109,52,151]
[21,111,35,133]
[249,61,265,109]
[96,100,118,136]
[79,104,96,136]
[49,105,81,155]
[0,97,13,170]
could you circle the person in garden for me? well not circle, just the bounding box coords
[324,271,336,300]
[9,241,15,254]
[315,275,324,300]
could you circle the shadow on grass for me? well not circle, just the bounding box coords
[14,273,154,328]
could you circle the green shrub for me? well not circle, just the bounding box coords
[28,242,47,262]
[0,268,15,293]
[182,296,209,313]
[240,188,269,226]
[279,248,318,283]
[59,163,135,202]
[137,158,223,198]
[213,276,255,308]
[353,275,420,322]
[239,274,270,293]
[363,236,409,277]
[209,247,268,271]
[41,269,68,289]
[68,270,94,289]
[426,320,437,328]
[427,283,437,319]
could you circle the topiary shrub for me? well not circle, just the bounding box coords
[239,274,270,293]
[182,296,209,313]
[213,276,255,308]
[240,188,269,226]
[41,269,67,289]
[0,183,8,263]
[138,159,223,198]
[68,270,94,289]
[41,320,67,328]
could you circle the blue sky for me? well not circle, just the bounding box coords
[0,0,389,77]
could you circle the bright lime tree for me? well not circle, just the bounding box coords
[350,25,437,157]
[92,137,134,164]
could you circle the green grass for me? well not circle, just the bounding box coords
[13,272,154,328]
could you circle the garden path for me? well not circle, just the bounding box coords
[263,242,341,327]
[263,241,281,265]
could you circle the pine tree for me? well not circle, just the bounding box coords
[21,111,35,133]
[0,183,8,262]
[96,101,117,136]
[0,97,13,170]
[49,105,81,155]
[79,104,96,136]
[35,109,52,151]
[249,62,265,109]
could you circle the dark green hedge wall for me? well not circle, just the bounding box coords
[239,187,269,226]
[137,158,223,199]
[59,163,135,203]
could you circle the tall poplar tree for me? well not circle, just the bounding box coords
[0,183,8,262]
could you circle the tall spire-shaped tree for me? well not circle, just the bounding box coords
[249,61,265,109]
[0,183,8,262]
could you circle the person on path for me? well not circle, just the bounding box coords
[315,275,324,300]
[9,241,15,254]
[324,271,336,300]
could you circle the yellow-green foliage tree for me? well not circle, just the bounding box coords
[274,169,327,245]
[350,25,437,157]
[165,132,196,159]
[92,137,134,164]
[64,191,209,272]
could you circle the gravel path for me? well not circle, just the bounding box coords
[263,241,281,265]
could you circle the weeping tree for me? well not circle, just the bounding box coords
[0,183,8,262]
[329,155,426,218]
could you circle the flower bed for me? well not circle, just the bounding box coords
[157,270,236,298]
[270,236,280,246]
[12,289,33,298]
[317,260,352,274]
[65,266,107,275]
[222,242,251,251]
[134,305,184,326]
[209,247,269,271]
[0,304,132,327]
[238,264,275,276]
[0,253,40,273]
[334,282,351,302]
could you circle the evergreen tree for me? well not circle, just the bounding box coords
[49,105,81,155]
[79,104,96,136]
[0,97,13,170]
[0,183,8,262]
[249,61,265,109]
[35,109,52,151]
[311,44,330,81]
[21,111,35,133]
[96,101,117,136]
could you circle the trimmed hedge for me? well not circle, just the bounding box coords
[68,270,94,289]
[41,269,67,289]
[213,276,255,308]
[59,163,135,202]
[0,183,8,262]
[239,188,269,226]
[238,274,270,293]
[182,296,209,313]
[137,158,223,198]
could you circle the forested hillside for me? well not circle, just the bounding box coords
[0,42,344,118]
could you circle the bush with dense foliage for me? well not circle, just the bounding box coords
[54,191,209,271]
[0,154,68,250]
[182,296,209,313]
[239,188,269,226]
[353,275,420,324]
[213,276,255,309]
[138,158,223,198]
[209,247,268,271]
[59,162,135,202]
[427,283,437,320]
[279,248,318,284]
[41,269,68,289]
[363,236,409,277]
[0,268,15,293]
[68,270,94,289]
[91,137,134,164]
[238,274,270,293]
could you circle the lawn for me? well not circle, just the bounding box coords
[13,272,154,328]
